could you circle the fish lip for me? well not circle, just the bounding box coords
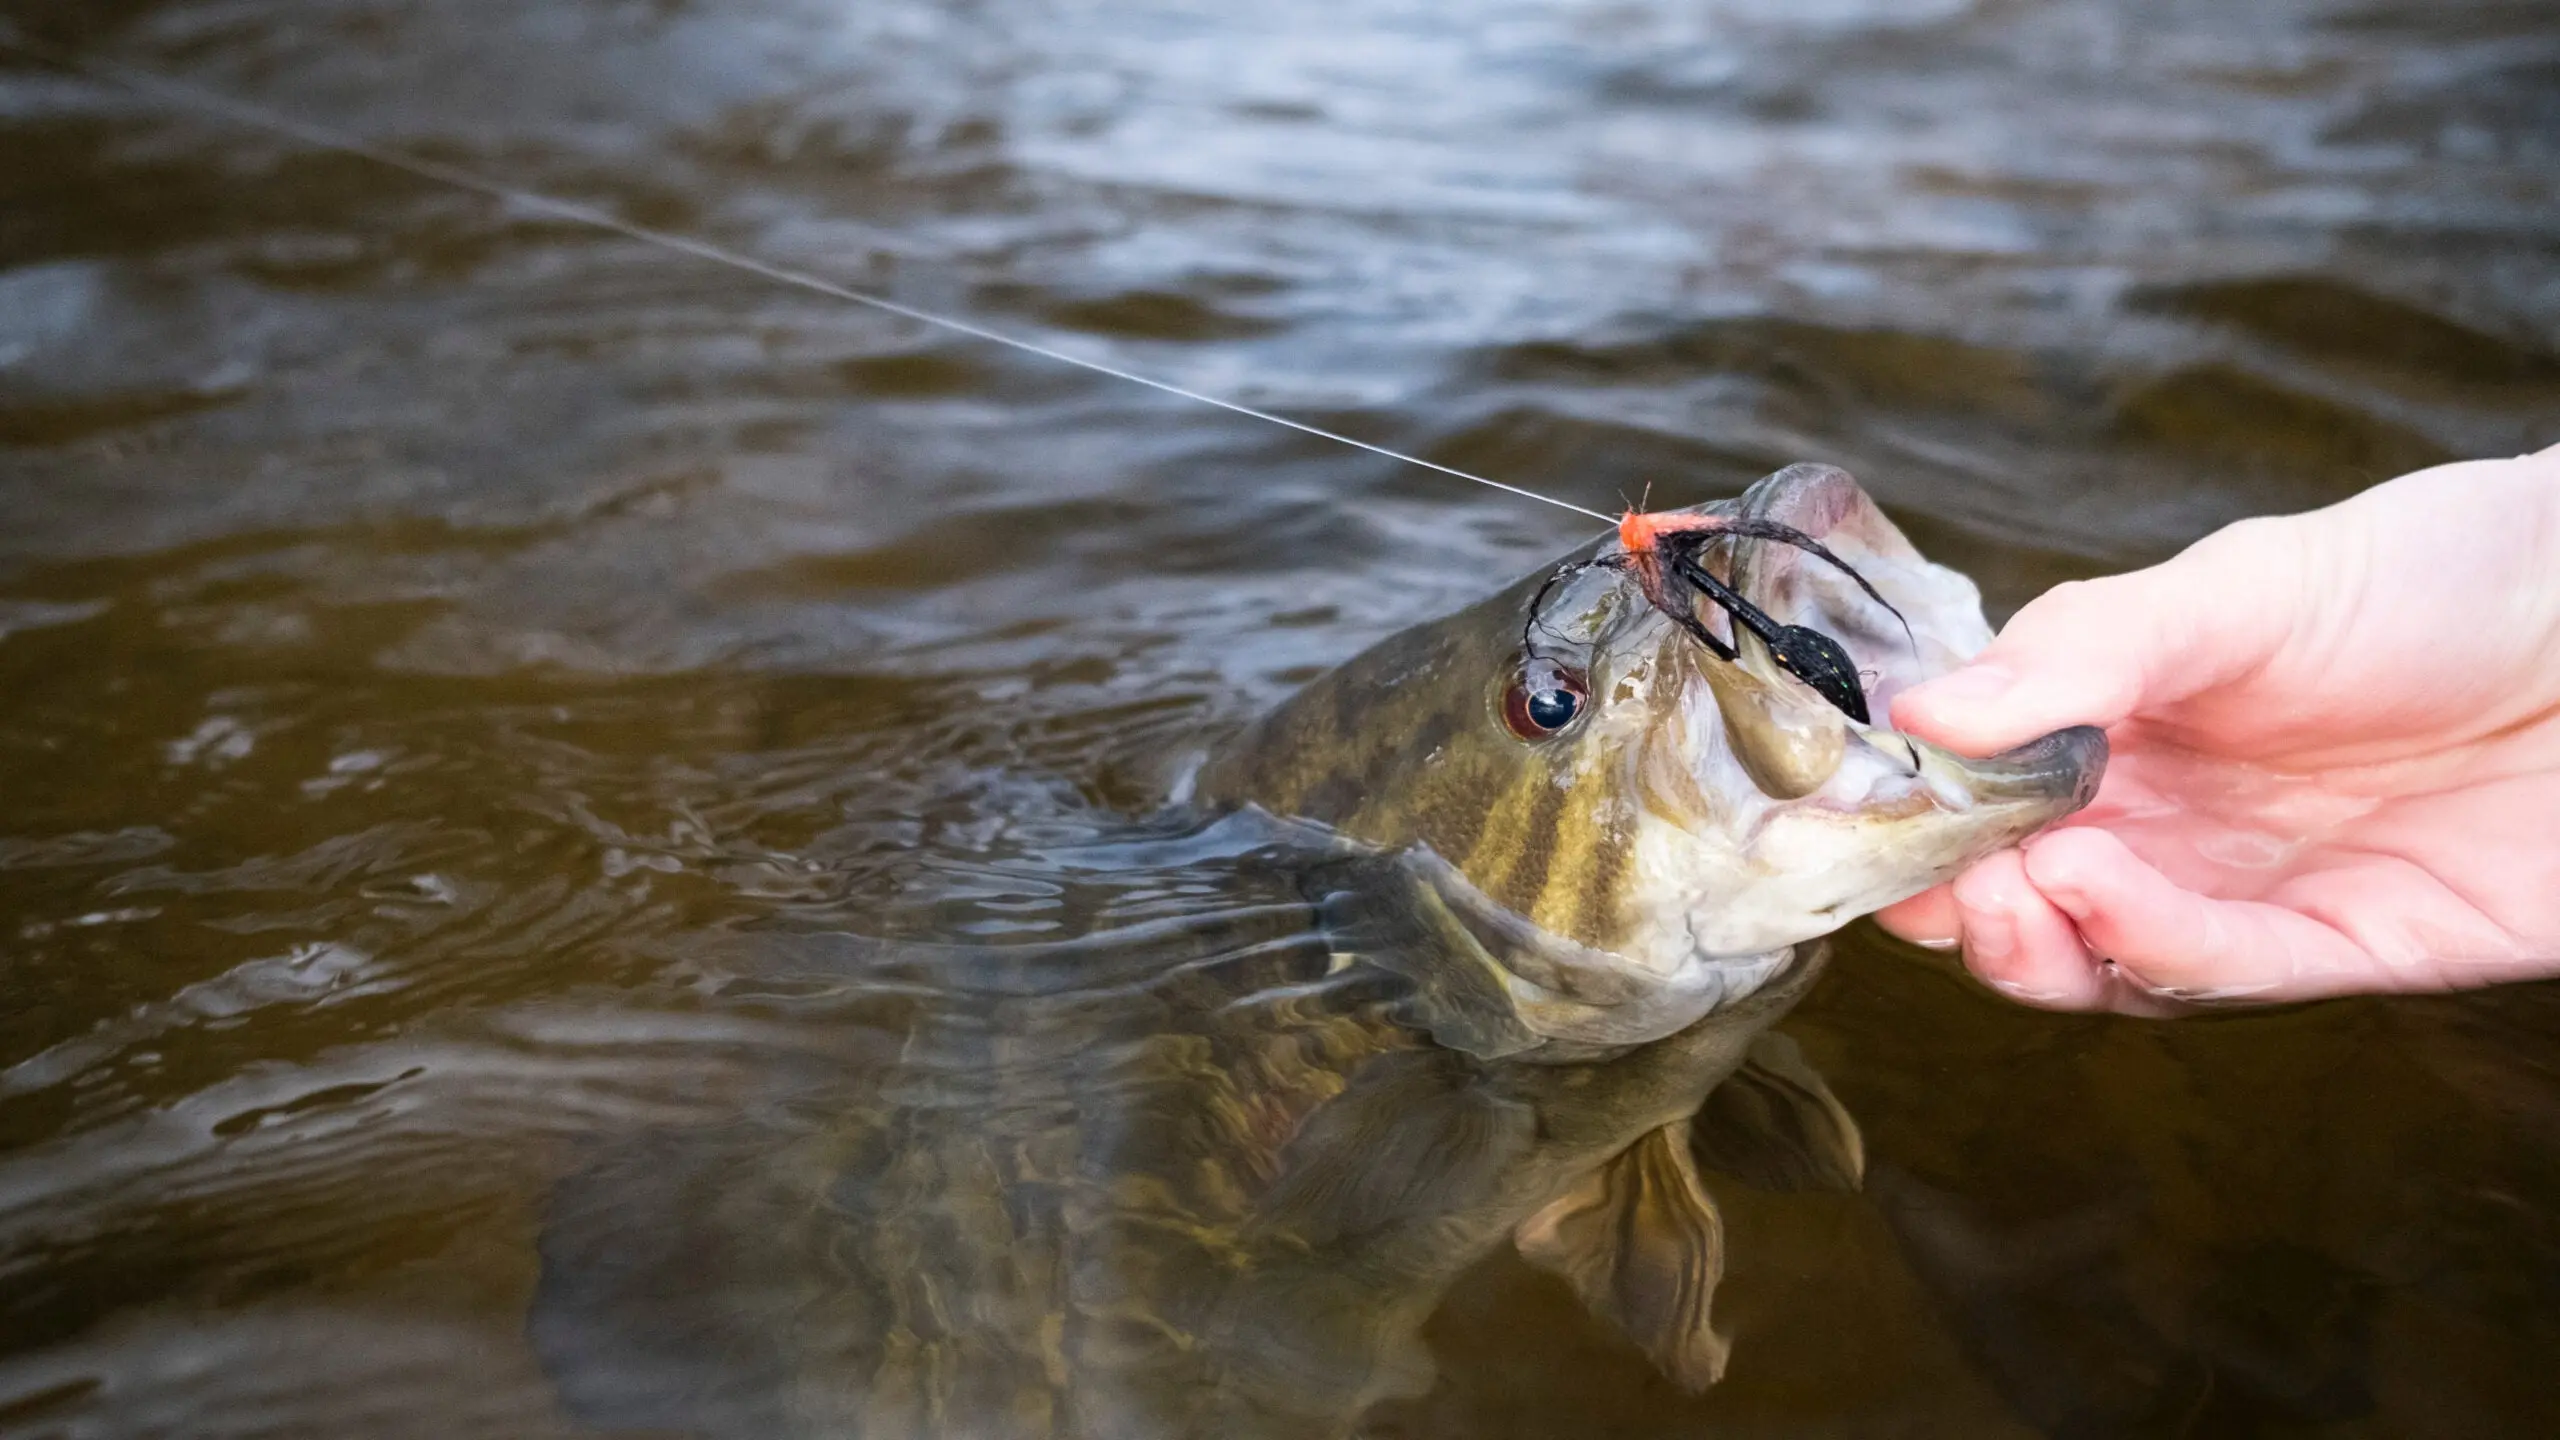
[1954,724,2111,815]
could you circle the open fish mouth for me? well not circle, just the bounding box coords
[1604,464,2108,962]
[1714,462,2104,806]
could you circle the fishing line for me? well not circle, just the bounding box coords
[0,28,1617,525]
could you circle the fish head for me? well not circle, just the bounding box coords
[1199,463,2103,1037]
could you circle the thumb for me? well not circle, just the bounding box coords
[1891,519,2303,755]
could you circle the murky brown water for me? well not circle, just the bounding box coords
[4,1,2559,1435]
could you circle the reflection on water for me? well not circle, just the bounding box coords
[2,0,2558,1434]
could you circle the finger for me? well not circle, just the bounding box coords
[1949,850,2112,1010]
[1890,525,2304,757]
[1874,884,1959,947]
[2019,828,2381,1002]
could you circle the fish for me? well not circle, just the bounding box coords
[530,462,2106,1439]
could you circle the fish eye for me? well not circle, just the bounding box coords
[1501,664,1588,740]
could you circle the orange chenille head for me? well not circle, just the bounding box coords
[1616,508,1730,614]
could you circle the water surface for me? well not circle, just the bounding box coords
[4,0,2559,1434]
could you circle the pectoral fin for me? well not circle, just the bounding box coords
[1255,1050,1538,1247]
[1688,1031,1865,1193]
[1512,1120,1730,1390]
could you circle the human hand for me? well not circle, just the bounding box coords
[1877,447,2560,1011]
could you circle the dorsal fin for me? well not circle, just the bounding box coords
[1511,1119,1731,1390]
[1688,1031,1865,1193]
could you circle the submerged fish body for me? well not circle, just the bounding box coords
[533,465,2104,1438]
